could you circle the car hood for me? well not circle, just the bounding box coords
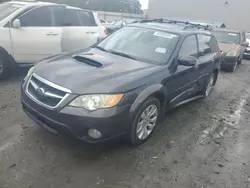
[33,48,160,94]
[218,42,240,53]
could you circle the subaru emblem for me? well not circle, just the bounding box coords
[36,88,45,97]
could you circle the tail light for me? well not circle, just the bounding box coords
[104,27,108,35]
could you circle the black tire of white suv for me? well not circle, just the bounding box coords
[0,51,11,80]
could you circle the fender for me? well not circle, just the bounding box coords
[129,84,167,114]
[0,46,9,56]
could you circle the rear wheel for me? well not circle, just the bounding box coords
[0,51,11,80]
[128,97,160,146]
[238,58,242,64]
[203,73,215,97]
[229,61,237,72]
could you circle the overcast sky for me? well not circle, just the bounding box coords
[140,0,149,9]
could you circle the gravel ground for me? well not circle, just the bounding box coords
[1,61,250,188]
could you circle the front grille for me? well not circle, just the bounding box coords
[26,74,69,108]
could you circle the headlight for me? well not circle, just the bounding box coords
[69,94,124,111]
[24,67,34,82]
[226,50,237,56]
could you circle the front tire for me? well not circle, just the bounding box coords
[0,52,11,80]
[128,97,161,146]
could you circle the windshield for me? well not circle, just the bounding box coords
[212,31,240,44]
[0,3,23,22]
[97,27,180,64]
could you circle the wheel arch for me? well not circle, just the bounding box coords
[213,68,219,85]
[0,46,15,66]
[129,84,167,117]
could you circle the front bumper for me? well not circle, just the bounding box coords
[221,56,238,69]
[21,88,131,143]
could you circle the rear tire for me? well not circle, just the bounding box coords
[238,57,242,64]
[203,73,215,98]
[229,61,237,72]
[0,51,11,80]
[128,97,161,146]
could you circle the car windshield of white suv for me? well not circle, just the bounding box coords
[97,27,180,64]
[212,31,240,45]
[0,3,23,22]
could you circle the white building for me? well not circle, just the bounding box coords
[148,0,250,31]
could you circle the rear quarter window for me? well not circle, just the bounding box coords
[78,10,97,26]
[210,36,220,53]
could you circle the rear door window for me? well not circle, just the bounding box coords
[19,7,52,27]
[51,6,65,27]
[63,9,81,26]
[197,34,212,57]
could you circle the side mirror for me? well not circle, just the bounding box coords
[178,56,197,66]
[241,41,249,47]
[12,19,21,28]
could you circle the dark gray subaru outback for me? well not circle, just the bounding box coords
[21,19,221,145]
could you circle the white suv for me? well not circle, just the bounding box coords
[0,1,107,79]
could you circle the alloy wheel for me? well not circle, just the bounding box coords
[136,104,158,140]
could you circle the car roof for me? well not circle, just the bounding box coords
[131,22,212,36]
[213,28,242,33]
[8,1,82,10]
[9,1,55,6]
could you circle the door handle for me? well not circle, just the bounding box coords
[46,33,59,36]
[86,31,96,34]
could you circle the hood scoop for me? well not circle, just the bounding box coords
[73,55,103,68]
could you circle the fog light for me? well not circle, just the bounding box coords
[88,129,102,139]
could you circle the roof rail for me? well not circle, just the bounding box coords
[140,18,212,30]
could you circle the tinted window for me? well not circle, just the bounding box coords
[52,6,65,27]
[98,27,180,64]
[179,35,198,58]
[210,36,220,53]
[64,9,81,26]
[78,11,96,26]
[212,31,240,44]
[197,35,212,56]
[20,7,52,27]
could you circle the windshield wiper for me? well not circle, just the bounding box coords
[109,50,136,60]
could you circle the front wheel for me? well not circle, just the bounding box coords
[128,97,161,146]
[0,52,11,80]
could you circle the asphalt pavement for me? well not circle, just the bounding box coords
[1,61,250,188]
